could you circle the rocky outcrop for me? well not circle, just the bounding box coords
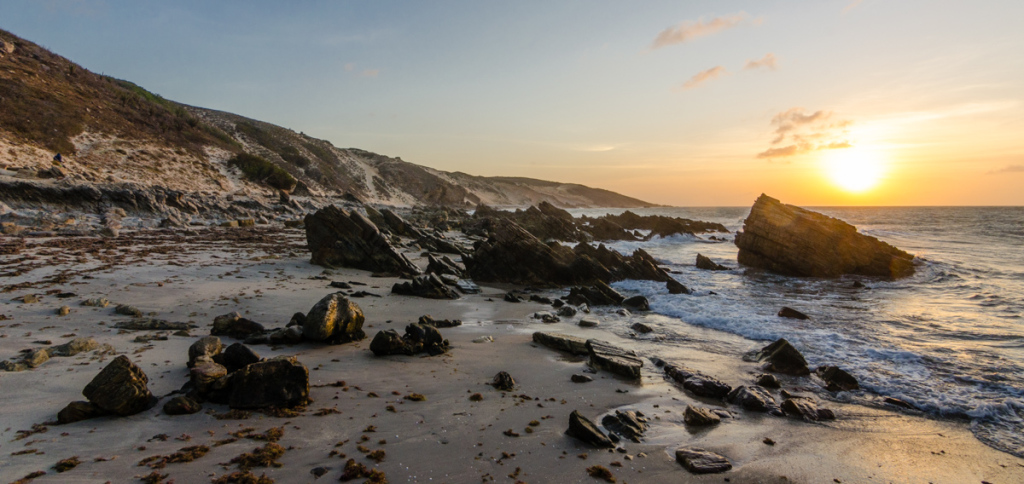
[593,211,729,239]
[57,401,108,424]
[369,323,448,357]
[727,385,779,413]
[425,254,464,278]
[391,274,459,299]
[777,307,809,320]
[675,447,732,474]
[304,205,420,276]
[695,254,728,271]
[302,293,366,343]
[735,194,915,278]
[601,410,648,443]
[81,355,156,416]
[663,364,732,399]
[565,410,614,448]
[586,340,643,380]
[816,365,859,392]
[212,312,266,339]
[754,338,810,376]
[228,356,310,409]
[683,405,721,426]
[532,332,590,355]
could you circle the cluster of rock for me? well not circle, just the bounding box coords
[305,205,419,276]
[183,336,310,411]
[1,337,110,372]
[735,194,916,279]
[532,332,643,381]
[370,323,450,357]
[565,409,649,448]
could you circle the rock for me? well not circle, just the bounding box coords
[630,322,653,334]
[566,282,624,306]
[675,447,732,474]
[565,410,614,448]
[666,279,690,294]
[82,297,110,308]
[416,234,465,255]
[417,315,462,328]
[370,324,448,356]
[884,397,917,410]
[735,194,915,278]
[329,281,352,290]
[754,338,810,376]
[48,337,99,357]
[188,336,223,368]
[684,405,722,426]
[392,274,459,299]
[529,294,554,304]
[695,254,729,271]
[25,348,50,368]
[379,208,421,237]
[816,365,859,391]
[114,304,143,317]
[571,374,593,383]
[727,385,778,413]
[163,396,202,415]
[114,319,193,331]
[586,217,638,241]
[622,295,649,311]
[305,205,420,276]
[601,410,648,442]
[578,318,600,328]
[217,343,262,373]
[755,373,781,388]
[503,292,523,303]
[1,360,27,372]
[781,396,826,421]
[491,371,516,391]
[57,401,108,424]
[190,361,229,398]
[556,305,578,318]
[455,279,481,294]
[596,211,729,239]
[212,312,266,339]
[229,356,310,409]
[586,340,643,380]
[56,305,71,316]
[533,311,560,323]
[777,307,809,320]
[425,254,465,278]
[288,312,307,327]
[82,355,156,416]
[302,293,366,343]
[532,332,589,355]
[663,364,733,399]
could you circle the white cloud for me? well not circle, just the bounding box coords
[744,53,777,71]
[681,66,727,90]
[651,13,749,49]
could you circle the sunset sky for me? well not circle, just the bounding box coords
[3,1,1022,206]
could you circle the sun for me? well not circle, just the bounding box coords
[823,147,885,193]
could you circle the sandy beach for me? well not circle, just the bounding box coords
[0,226,1020,484]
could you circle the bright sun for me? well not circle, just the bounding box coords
[824,148,885,193]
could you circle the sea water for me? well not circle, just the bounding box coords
[568,206,1024,457]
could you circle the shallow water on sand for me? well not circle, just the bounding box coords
[569,206,1024,457]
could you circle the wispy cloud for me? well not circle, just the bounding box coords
[360,69,379,78]
[842,0,864,14]
[988,164,1024,174]
[744,53,777,71]
[757,108,853,159]
[682,66,728,90]
[651,13,749,49]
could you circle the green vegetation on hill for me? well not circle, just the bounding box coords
[228,152,296,191]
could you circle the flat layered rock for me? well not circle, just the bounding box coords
[676,447,732,474]
[684,405,721,426]
[664,364,732,399]
[735,194,915,279]
[727,385,779,413]
[565,410,614,448]
[532,332,589,355]
[586,339,643,380]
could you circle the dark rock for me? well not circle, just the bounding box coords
[217,343,262,373]
[288,312,306,327]
[578,318,600,328]
[695,254,729,271]
[417,315,462,328]
[556,305,578,318]
[601,410,648,442]
[532,332,589,355]
[416,234,465,255]
[190,361,230,401]
[883,397,917,410]
[305,205,420,276]
[683,405,721,426]
[529,294,553,304]
[302,293,366,343]
[114,304,143,317]
[114,319,194,331]
[82,355,156,416]
[565,410,614,448]
[586,217,638,241]
[781,396,824,421]
[754,338,810,376]
[370,324,448,356]
[755,373,781,388]
[503,292,523,303]
[666,279,690,294]
[675,447,732,474]
[567,282,624,306]
[163,396,202,415]
[735,194,915,278]
[727,385,778,413]
[25,348,50,368]
[491,371,516,391]
[369,330,406,356]
[571,374,593,383]
[57,401,108,424]
[622,295,649,311]
[425,254,465,278]
[329,281,352,289]
[597,211,729,239]
[816,365,859,391]
[777,307,810,320]
[631,322,653,334]
[455,279,480,294]
[228,356,310,409]
[664,364,732,399]
[380,208,421,237]
[188,336,223,368]
[533,311,560,323]
[586,340,643,380]
[212,312,266,339]
[392,274,459,299]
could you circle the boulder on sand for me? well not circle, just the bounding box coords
[391,274,459,299]
[81,355,156,416]
[735,194,915,279]
[212,312,265,339]
[565,410,614,448]
[676,447,732,474]
[532,332,590,355]
[754,338,810,376]
[302,293,366,343]
[228,356,310,409]
[370,323,449,357]
[304,205,420,276]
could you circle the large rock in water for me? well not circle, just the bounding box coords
[304,205,420,276]
[229,356,310,409]
[302,293,366,343]
[81,355,156,416]
[735,194,915,278]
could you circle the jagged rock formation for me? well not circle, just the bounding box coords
[304,205,419,275]
[735,194,915,279]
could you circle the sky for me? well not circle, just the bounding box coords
[2,0,1023,206]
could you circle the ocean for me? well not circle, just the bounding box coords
[568,206,1024,458]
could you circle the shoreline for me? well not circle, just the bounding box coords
[1,227,1022,483]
